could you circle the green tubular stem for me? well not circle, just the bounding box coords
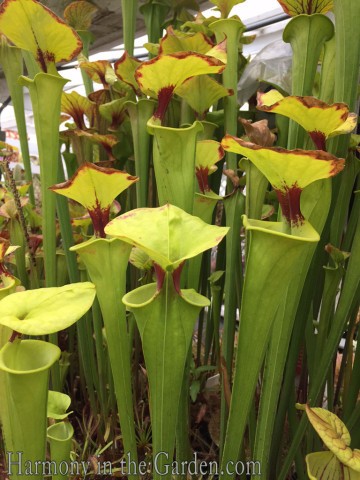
[342,185,360,252]
[253,249,313,478]
[21,50,40,79]
[180,99,195,126]
[62,151,78,179]
[219,188,244,452]
[283,14,334,96]
[19,72,68,390]
[56,252,69,286]
[205,283,222,365]
[187,192,221,291]
[269,243,326,478]
[140,2,170,47]
[312,264,343,372]
[318,36,335,103]
[56,159,80,284]
[19,73,68,287]
[332,0,360,111]
[348,401,360,442]
[283,14,334,149]
[91,297,108,421]
[0,340,61,480]
[0,43,34,204]
[147,118,203,214]
[210,19,244,172]
[47,421,74,480]
[121,0,138,56]
[197,121,218,141]
[77,31,94,96]
[126,99,156,208]
[123,277,209,480]
[270,307,308,477]
[329,152,360,247]
[220,216,320,480]
[274,114,289,149]
[221,188,245,371]
[278,212,360,480]
[196,254,211,364]
[328,0,360,159]
[244,161,268,220]
[287,391,306,480]
[175,351,192,479]
[254,178,332,476]
[71,238,139,478]
[77,269,100,418]
[342,268,360,419]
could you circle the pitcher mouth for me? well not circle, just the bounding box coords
[0,339,61,375]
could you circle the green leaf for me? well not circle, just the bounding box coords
[129,248,153,271]
[304,405,360,472]
[79,60,113,88]
[47,391,72,420]
[105,204,229,271]
[195,140,225,192]
[196,140,224,171]
[61,91,96,129]
[99,99,128,131]
[0,0,82,72]
[306,452,360,480]
[210,0,245,18]
[208,270,225,284]
[176,75,233,118]
[64,1,98,31]
[0,283,96,335]
[159,26,214,54]
[114,52,142,95]
[190,380,201,402]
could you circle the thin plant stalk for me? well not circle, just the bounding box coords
[210,18,244,172]
[121,0,138,56]
[0,40,34,204]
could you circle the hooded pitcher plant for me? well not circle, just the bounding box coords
[186,140,224,290]
[46,391,74,480]
[134,51,225,123]
[0,283,95,480]
[147,118,204,214]
[0,0,82,289]
[50,162,138,238]
[51,163,139,477]
[280,10,334,148]
[218,135,344,479]
[133,51,225,212]
[105,204,229,480]
[257,90,357,151]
